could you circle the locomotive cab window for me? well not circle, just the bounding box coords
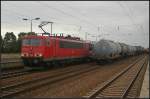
[22,38,41,46]
[22,39,30,45]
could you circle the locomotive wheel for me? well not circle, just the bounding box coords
[45,62,53,67]
[23,59,30,66]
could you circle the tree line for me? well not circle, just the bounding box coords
[0,32,36,53]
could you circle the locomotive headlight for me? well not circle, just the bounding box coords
[38,53,42,57]
[21,53,24,57]
[25,53,29,56]
[36,53,42,57]
[21,53,28,57]
[34,53,42,57]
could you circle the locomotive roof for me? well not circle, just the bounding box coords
[22,35,90,43]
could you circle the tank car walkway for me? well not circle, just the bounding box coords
[139,61,149,98]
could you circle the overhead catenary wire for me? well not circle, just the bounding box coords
[117,1,144,34]
[57,1,125,36]
[60,1,146,37]
[57,2,98,27]
[3,1,97,36]
[2,2,57,21]
[1,1,148,47]
[36,1,98,30]
[3,1,133,37]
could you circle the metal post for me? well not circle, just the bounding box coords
[98,26,100,40]
[31,20,33,33]
[96,36,97,42]
[85,32,87,40]
[22,17,40,33]
[79,26,81,34]
[51,22,53,35]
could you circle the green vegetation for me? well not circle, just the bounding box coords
[1,32,36,53]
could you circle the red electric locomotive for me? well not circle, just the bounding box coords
[21,34,92,67]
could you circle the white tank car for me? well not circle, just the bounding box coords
[119,43,129,56]
[92,39,122,60]
[136,46,144,54]
[128,45,137,55]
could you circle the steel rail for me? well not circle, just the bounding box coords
[0,61,22,64]
[1,64,92,90]
[1,65,99,98]
[1,68,32,79]
[83,55,146,98]
[121,56,147,98]
[2,62,94,90]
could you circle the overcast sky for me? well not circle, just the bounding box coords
[1,1,149,48]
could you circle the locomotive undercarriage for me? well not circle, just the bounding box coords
[22,57,43,66]
[22,57,92,69]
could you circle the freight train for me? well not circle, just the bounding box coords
[91,39,144,61]
[21,34,92,67]
[21,34,145,67]
[20,21,145,67]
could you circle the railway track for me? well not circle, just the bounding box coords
[1,57,21,61]
[1,63,99,98]
[1,68,32,79]
[1,60,24,70]
[83,55,148,98]
[0,60,22,64]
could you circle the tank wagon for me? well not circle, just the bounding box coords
[127,45,136,56]
[119,43,128,56]
[135,46,144,55]
[21,34,92,67]
[91,39,122,60]
[91,39,144,61]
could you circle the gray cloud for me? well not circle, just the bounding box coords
[1,1,149,48]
